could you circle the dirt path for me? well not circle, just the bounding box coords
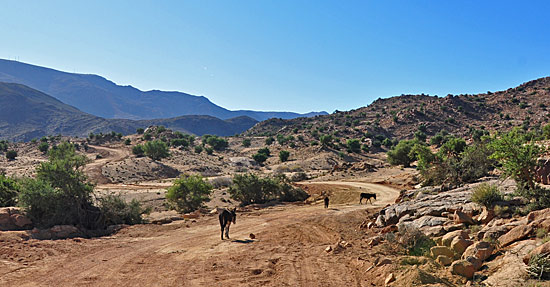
[84,145,129,184]
[1,182,399,287]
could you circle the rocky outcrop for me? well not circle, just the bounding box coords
[451,260,475,279]
[0,207,33,230]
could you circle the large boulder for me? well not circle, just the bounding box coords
[498,225,534,247]
[464,255,483,271]
[430,246,455,259]
[451,260,475,279]
[475,207,495,225]
[463,241,494,262]
[453,210,475,225]
[451,237,473,255]
[436,255,453,266]
[0,207,33,230]
[442,230,470,247]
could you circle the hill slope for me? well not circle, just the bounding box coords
[0,83,257,141]
[246,77,550,141]
[0,59,327,121]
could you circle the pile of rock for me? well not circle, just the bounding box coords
[0,207,32,230]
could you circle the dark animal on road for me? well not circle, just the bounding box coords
[324,196,329,208]
[360,192,376,204]
[219,207,237,240]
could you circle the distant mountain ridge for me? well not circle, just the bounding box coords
[0,59,327,121]
[0,82,258,141]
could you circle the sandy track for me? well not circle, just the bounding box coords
[1,181,399,287]
[84,145,129,184]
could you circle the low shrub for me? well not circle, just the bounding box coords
[471,183,503,207]
[528,253,550,280]
[98,194,150,226]
[398,226,435,256]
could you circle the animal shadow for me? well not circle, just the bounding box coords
[231,239,254,244]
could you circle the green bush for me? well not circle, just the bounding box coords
[18,143,102,228]
[194,145,203,154]
[387,140,416,167]
[398,226,435,256]
[98,194,149,225]
[136,128,145,134]
[143,140,170,160]
[242,138,251,147]
[279,150,290,162]
[0,140,8,152]
[124,138,131,145]
[170,138,188,147]
[258,147,270,157]
[528,253,550,280]
[143,133,152,141]
[132,145,144,157]
[229,173,308,205]
[0,174,19,207]
[253,153,268,164]
[166,174,212,213]
[38,142,49,153]
[203,135,228,151]
[346,139,361,153]
[6,150,17,160]
[471,183,502,207]
[489,129,545,190]
[205,147,214,155]
[320,134,333,147]
[265,137,274,145]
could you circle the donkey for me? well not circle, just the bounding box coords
[360,192,376,204]
[219,207,237,240]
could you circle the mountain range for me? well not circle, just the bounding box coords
[0,82,258,141]
[0,59,327,121]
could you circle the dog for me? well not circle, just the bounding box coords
[219,207,237,240]
[359,192,376,204]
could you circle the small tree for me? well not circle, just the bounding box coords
[489,129,545,190]
[387,140,415,167]
[347,139,361,153]
[242,138,251,147]
[320,134,333,147]
[136,128,145,134]
[258,147,270,157]
[279,150,290,162]
[166,174,212,213]
[38,142,49,153]
[143,140,170,161]
[194,145,203,154]
[265,137,274,145]
[5,150,17,161]
[253,153,268,164]
[132,145,145,157]
[0,174,19,207]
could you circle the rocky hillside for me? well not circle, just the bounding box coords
[246,77,550,141]
[0,82,257,141]
[0,59,327,121]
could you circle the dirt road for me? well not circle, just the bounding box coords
[84,145,129,184]
[1,182,399,287]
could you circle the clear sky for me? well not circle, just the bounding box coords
[1,1,549,113]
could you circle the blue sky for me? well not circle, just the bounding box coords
[1,1,549,113]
